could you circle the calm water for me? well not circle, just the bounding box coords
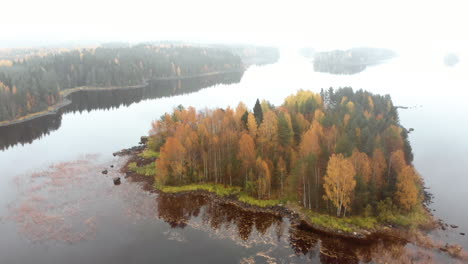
[0,50,467,263]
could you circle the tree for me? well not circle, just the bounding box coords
[247,113,258,139]
[323,154,356,217]
[277,157,287,195]
[371,148,387,189]
[395,165,419,211]
[238,133,256,187]
[277,111,293,147]
[256,157,271,199]
[350,149,372,183]
[156,137,186,185]
[253,98,263,125]
[300,120,322,157]
[257,111,278,158]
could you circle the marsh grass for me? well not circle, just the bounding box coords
[128,162,156,176]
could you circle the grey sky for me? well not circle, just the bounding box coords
[1,0,466,55]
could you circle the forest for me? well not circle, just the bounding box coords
[313,48,396,74]
[146,87,423,221]
[0,45,243,122]
[0,71,243,151]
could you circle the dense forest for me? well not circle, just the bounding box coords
[313,48,396,75]
[147,88,422,219]
[0,45,243,122]
[208,44,280,66]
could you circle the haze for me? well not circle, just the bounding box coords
[1,0,467,56]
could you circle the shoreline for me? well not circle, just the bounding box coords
[0,70,244,128]
[114,144,435,243]
[112,143,467,260]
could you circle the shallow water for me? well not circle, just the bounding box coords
[0,50,467,263]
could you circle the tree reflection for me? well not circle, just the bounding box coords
[156,192,282,241]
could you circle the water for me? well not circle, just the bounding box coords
[0,50,467,263]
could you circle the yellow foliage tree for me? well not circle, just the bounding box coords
[396,165,419,211]
[323,154,356,217]
[350,149,372,183]
[247,113,258,139]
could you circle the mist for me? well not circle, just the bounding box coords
[1,0,467,58]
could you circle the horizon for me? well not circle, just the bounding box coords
[1,0,467,57]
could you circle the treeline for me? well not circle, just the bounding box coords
[148,87,422,217]
[313,48,396,74]
[0,45,242,122]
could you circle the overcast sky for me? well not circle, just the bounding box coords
[1,0,466,55]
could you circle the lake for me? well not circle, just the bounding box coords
[0,50,467,263]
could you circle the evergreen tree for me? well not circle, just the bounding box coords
[253,98,263,125]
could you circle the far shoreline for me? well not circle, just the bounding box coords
[0,70,244,128]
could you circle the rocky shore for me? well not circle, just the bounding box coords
[111,141,467,260]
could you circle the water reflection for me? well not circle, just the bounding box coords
[156,193,283,241]
[155,192,435,263]
[0,71,244,150]
[313,63,369,75]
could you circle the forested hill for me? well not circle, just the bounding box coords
[0,45,242,122]
[208,44,280,66]
[147,87,423,222]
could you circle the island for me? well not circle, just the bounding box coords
[444,53,459,67]
[312,47,396,74]
[121,87,444,245]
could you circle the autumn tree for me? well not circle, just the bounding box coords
[247,113,258,139]
[371,148,387,189]
[256,157,271,199]
[323,154,356,217]
[156,137,186,185]
[350,149,372,183]
[257,111,278,159]
[395,165,419,211]
[238,133,256,188]
[277,157,287,195]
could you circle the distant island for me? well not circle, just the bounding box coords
[444,53,459,67]
[123,87,435,239]
[0,44,278,125]
[312,47,396,74]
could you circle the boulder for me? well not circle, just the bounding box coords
[461,233,465,236]
[450,224,459,229]
[102,169,108,174]
[140,136,149,145]
[113,177,121,185]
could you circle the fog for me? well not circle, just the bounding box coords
[1,0,467,56]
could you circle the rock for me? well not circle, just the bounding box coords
[441,225,446,230]
[110,165,114,168]
[450,224,459,229]
[409,128,414,132]
[461,233,465,236]
[140,136,149,145]
[102,169,108,174]
[113,177,121,185]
